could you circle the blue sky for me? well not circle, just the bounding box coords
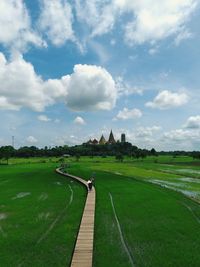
[0,0,200,151]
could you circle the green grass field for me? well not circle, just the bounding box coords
[67,158,200,267]
[1,155,200,266]
[0,162,86,266]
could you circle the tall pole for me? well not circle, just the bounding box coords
[12,136,15,148]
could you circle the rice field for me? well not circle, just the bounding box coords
[1,155,200,266]
[0,163,86,266]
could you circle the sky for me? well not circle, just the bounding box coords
[0,0,200,151]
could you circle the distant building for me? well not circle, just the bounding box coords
[92,139,99,145]
[99,134,106,145]
[108,130,116,144]
[85,130,124,145]
[121,133,126,143]
[87,139,93,145]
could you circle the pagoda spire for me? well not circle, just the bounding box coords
[99,134,106,145]
[108,130,116,144]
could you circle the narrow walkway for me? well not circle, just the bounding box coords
[56,168,95,267]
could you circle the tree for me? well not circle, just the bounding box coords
[140,150,147,160]
[116,153,124,162]
[0,146,15,164]
[150,148,157,156]
[75,154,80,162]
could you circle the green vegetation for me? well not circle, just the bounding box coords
[67,158,200,267]
[1,155,200,266]
[0,162,86,266]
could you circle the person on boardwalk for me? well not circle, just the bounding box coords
[91,172,95,186]
[87,179,93,191]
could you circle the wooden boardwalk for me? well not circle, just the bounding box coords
[56,168,95,267]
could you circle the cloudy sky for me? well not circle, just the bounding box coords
[0,0,200,151]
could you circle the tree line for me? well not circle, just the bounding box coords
[0,143,199,164]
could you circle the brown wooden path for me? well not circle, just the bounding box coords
[56,168,95,267]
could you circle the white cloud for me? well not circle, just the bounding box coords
[26,135,38,143]
[0,52,117,112]
[115,107,142,120]
[53,134,83,146]
[146,90,189,109]
[175,29,193,45]
[162,127,200,150]
[37,115,51,122]
[113,127,162,150]
[73,116,86,125]
[123,0,197,45]
[38,0,75,46]
[184,115,200,129]
[135,126,162,138]
[149,46,159,55]
[0,53,67,111]
[163,128,200,142]
[65,64,117,111]
[0,0,45,52]
[116,76,143,96]
[74,0,197,46]
[75,0,116,37]
[89,40,110,64]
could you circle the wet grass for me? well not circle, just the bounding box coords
[70,156,200,202]
[68,164,200,267]
[0,163,86,267]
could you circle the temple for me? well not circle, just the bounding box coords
[85,130,125,145]
[99,135,106,145]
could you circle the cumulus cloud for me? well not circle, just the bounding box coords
[37,115,51,122]
[0,0,45,52]
[123,0,197,45]
[163,128,199,142]
[38,0,75,46]
[135,126,162,138]
[73,116,86,125]
[65,64,117,111]
[184,115,200,129]
[115,108,142,120]
[0,52,117,112]
[74,0,197,46]
[146,90,189,109]
[1,0,196,52]
[0,53,67,111]
[75,0,116,37]
[26,136,38,143]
